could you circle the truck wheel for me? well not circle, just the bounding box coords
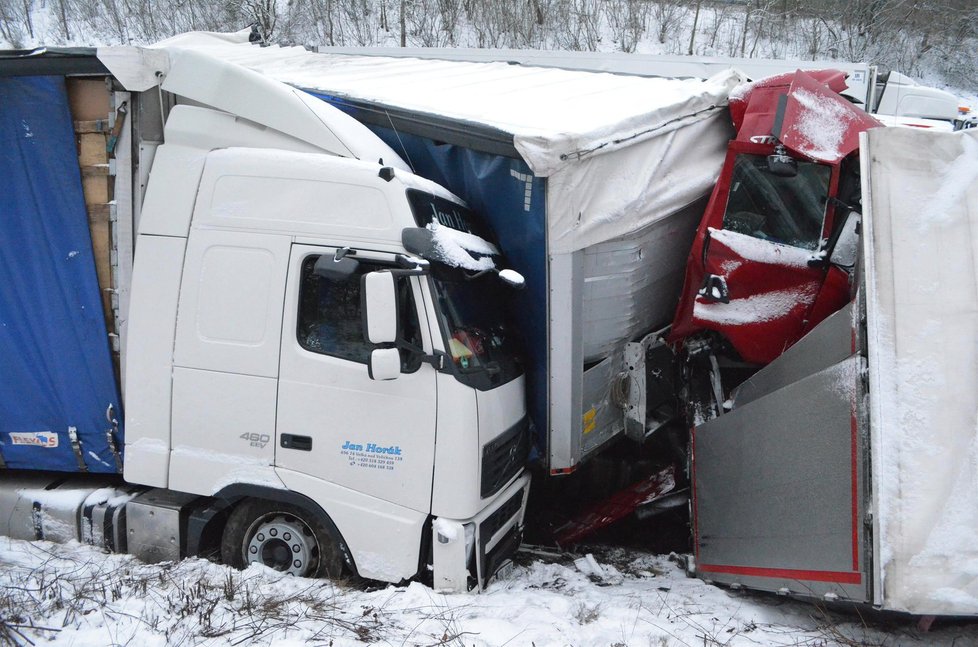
[221,500,343,578]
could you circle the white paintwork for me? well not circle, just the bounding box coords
[97,37,409,170]
[136,141,209,238]
[276,246,438,515]
[173,229,290,378]
[189,147,408,246]
[96,45,170,91]
[874,113,955,132]
[876,71,960,123]
[100,38,531,588]
[863,127,978,615]
[168,367,281,495]
[431,518,469,592]
[369,349,401,381]
[275,467,429,582]
[429,374,479,517]
[363,272,398,344]
[123,235,186,488]
[433,472,531,591]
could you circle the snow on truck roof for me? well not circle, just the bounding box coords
[151,30,746,177]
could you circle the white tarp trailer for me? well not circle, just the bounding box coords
[690,126,978,615]
[161,31,746,474]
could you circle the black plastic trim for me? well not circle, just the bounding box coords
[305,92,521,159]
[481,417,530,498]
[185,497,234,557]
[0,48,108,77]
[280,434,313,451]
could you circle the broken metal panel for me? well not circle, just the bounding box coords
[693,354,869,603]
[731,300,855,409]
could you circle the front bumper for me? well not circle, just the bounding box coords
[432,471,530,592]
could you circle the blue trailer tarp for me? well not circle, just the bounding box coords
[368,126,550,451]
[309,93,551,452]
[0,75,123,472]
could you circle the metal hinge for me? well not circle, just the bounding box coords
[67,426,88,472]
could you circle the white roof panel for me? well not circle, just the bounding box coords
[152,31,745,177]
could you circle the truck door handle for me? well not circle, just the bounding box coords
[280,434,312,451]
[698,275,730,304]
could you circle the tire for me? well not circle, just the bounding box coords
[221,499,344,578]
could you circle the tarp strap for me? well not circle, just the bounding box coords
[67,427,88,472]
[105,404,123,473]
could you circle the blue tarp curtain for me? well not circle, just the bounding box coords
[0,75,123,472]
[309,93,552,453]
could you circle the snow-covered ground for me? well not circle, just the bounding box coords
[1,537,975,647]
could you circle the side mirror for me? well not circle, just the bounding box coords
[698,274,730,304]
[368,348,401,380]
[498,268,525,289]
[829,212,861,268]
[361,271,399,344]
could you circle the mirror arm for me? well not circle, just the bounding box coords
[397,338,447,371]
[463,269,492,281]
[422,352,447,371]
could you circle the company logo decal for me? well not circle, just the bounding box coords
[9,432,59,448]
[341,440,404,471]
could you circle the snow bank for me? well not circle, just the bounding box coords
[1,537,967,646]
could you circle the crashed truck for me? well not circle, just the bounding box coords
[162,35,978,617]
[1,33,976,617]
[0,41,534,593]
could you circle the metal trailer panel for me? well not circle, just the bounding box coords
[693,353,869,603]
[862,127,978,615]
[731,301,856,409]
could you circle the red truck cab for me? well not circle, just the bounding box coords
[670,70,881,366]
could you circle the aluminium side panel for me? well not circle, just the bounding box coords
[692,350,870,603]
[862,127,978,616]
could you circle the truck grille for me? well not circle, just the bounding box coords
[480,489,524,547]
[481,417,529,498]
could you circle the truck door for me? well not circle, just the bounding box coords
[276,245,438,514]
[690,142,841,364]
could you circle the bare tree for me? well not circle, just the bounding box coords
[650,0,686,48]
[551,0,600,51]
[605,0,649,53]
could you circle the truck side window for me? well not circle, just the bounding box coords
[297,256,423,372]
[722,154,831,251]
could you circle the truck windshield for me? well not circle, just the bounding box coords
[430,267,522,391]
[722,154,831,250]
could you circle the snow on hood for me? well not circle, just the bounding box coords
[428,222,498,272]
[708,228,815,268]
[693,283,818,326]
[787,87,855,161]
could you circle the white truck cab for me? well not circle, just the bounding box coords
[5,40,531,592]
